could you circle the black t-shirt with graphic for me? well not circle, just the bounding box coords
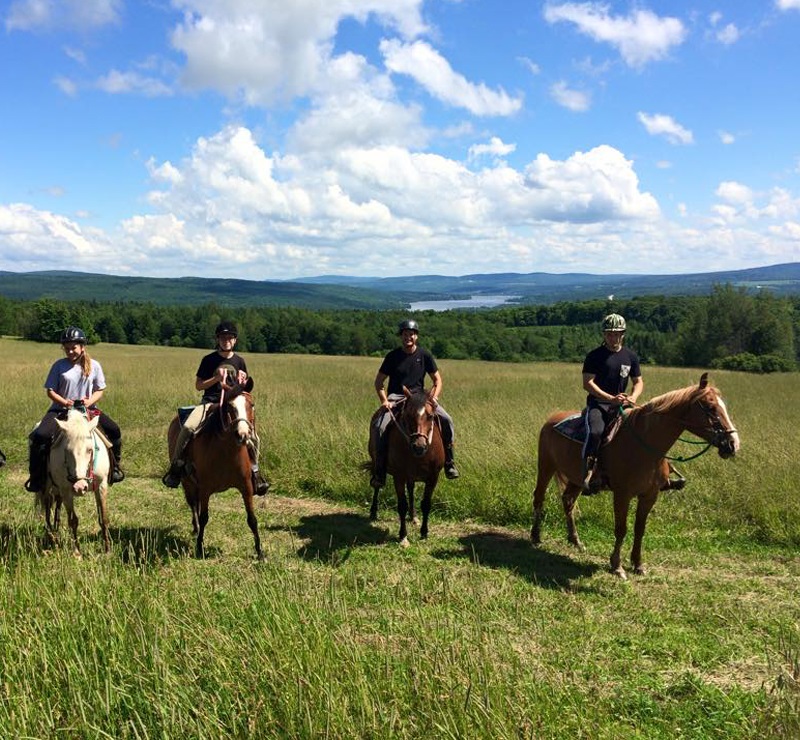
[582,344,640,406]
[196,351,248,403]
[379,347,438,395]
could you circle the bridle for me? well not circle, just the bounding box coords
[388,397,436,449]
[620,392,737,462]
[218,387,256,438]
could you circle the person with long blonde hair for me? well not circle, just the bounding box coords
[25,326,125,493]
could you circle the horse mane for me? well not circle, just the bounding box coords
[637,382,714,416]
[201,386,249,437]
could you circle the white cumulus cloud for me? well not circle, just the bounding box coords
[543,2,687,68]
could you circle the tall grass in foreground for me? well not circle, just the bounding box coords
[0,338,798,738]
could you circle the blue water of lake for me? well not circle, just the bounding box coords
[408,295,519,311]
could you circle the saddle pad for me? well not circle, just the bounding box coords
[553,412,585,442]
[178,406,197,426]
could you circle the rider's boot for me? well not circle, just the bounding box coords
[581,455,601,495]
[161,458,185,488]
[24,442,48,493]
[251,461,270,496]
[110,440,125,484]
[444,445,460,480]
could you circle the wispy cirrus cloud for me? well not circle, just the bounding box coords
[637,112,694,145]
[543,2,686,67]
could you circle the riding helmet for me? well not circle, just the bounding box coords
[215,321,238,337]
[60,326,87,344]
[398,319,419,334]
[601,313,627,332]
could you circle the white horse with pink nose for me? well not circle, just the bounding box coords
[38,409,111,555]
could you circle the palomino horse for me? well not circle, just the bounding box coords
[36,409,111,555]
[531,373,740,578]
[368,387,445,546]
[167,385,265,559]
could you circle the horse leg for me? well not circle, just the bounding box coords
[64,495,81,557]
[242,490,263,561]
[610,493,632,579]
[94,485,111,554]
[531,445,557,545]
[369,485,380,521]
[419,480,435,540]
[407,482,417,525]
[394,476,410,547]
[41,495,57,548]
[195,492,210,558]
[630,491,658,576]
[561,483,585,551]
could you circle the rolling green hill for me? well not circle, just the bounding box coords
[0,262,798,309]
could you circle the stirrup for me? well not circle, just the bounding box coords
[111,467,125,484]
[444,463,460,480]
[161,461,183,488]
[255,477,270,496]
[24,477,42,493]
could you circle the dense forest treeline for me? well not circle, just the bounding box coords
[0,285,796,372]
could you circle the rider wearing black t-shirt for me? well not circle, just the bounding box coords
[581,313,643,494]
[162,321,268,494]
[370,319,459,487]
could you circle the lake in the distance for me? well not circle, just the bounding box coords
[409,295,519,311]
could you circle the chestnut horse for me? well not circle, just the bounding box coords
[531,373,740,578]
[167,386,264,559]
[36,409,110,555]
[368,387,445,546]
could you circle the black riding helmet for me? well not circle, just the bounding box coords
[215,321,238,337]
[60,326,87,344]
[398,319,419,335]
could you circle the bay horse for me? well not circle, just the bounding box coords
[167,383,265,559]
[368,386,445,546]
[531,373,740,578]
[36,409,111,555]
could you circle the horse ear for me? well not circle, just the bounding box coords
[55,418,68,431]
[243,376,254,392]
[699,372,709,389]
[87,416,100,430]
[403,385,412,398]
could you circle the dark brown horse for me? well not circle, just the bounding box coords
[531,373,740,578]
[167,386,265,559]
[368,387,445,546]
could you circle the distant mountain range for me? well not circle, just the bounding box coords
[0,263,798,310]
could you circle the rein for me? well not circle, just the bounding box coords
[618,404,715,463]
[387,400,435,448]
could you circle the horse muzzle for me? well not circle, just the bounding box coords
[409,433,429,456]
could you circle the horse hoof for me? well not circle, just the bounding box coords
[399,537,411,549]
[633,566,647,576]
[611,567,627,580]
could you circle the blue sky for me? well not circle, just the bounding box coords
[1,0,799,280]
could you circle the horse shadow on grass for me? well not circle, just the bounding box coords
[431,530,602,592]
[274,512,390,565]
[111,526,197,566]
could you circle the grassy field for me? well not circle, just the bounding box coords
[0,338,798,738]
